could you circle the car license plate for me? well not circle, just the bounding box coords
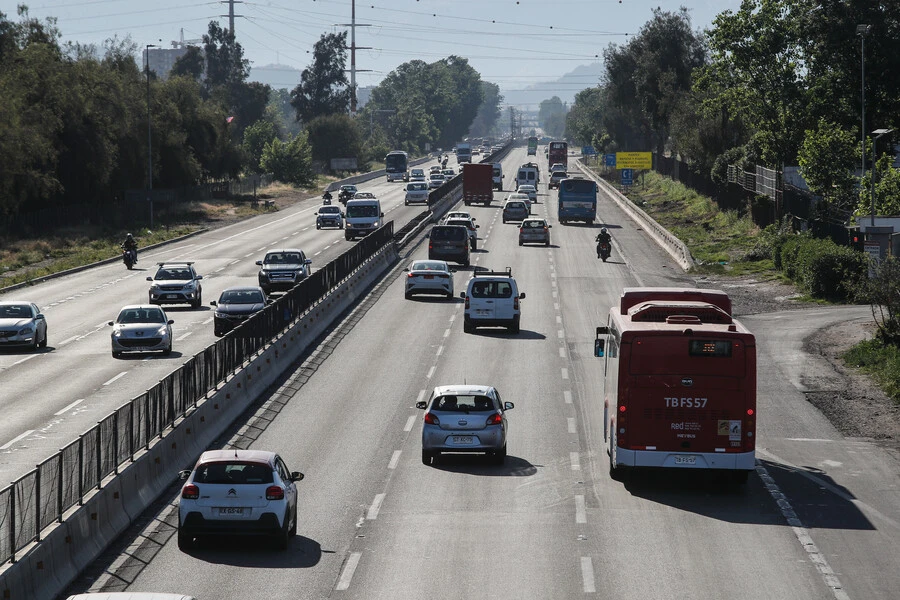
[166,294,178,299]
[453,436,474,444]
[674,455,696,465]
[424,275,434,279]
[218,507,244,515]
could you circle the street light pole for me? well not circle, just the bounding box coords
[857,24,871,225]
[870,128,893,229]
[146,43,157,229]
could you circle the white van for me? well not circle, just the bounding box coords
[492,163,504,191]
[515,162,540,189]
[344,198,384,241]
[405,181,430,205]
[460,268,525,333]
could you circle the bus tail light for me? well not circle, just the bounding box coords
[617,405,627,447]
[745,408,756,450]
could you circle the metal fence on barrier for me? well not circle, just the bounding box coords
[0,222,394,565]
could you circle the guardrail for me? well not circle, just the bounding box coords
[0,224,394,566]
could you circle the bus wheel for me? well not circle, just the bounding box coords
[609,461,629,482]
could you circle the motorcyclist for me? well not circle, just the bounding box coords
[323,190,333,204]
[595,227,611,259]
[121,233,138,263]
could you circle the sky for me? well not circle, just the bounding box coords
[5,0,743,101]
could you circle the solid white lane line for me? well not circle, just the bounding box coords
[404,415,416,432]
[570,452,581,471]
[426,366,435,379]
[54,399,84,416]
[575,495,586,523]
[103,372,128,386]
[388,450,401,470]
[58,335,78,346]
[176,332,193,342]
[444,328,451,337]
[568,417,576,434]
[564,391,572,404]
[436,345,444,357]
[559,347,566,358]
[561,368,569,380]
[0,430,35,450]
[335,552,361,591]
[12,354,38,366]
[581,557,596,593]
[367,493,386,520]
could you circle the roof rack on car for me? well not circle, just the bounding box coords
[156,261,194,266]
[473,267,513,278]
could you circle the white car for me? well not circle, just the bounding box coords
[177,449,304,551]
[429,165,442,174]
[0,301,48,350]
[444,211,474,223]
[409,168,427,182]
[460,268,524,333]
[404,259,455,299]
[441,168,456,180]
[109,304,173,358]
[405,181,430,205]
[516,184,537,204]
[429,173,445,189]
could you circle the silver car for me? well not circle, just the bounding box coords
[404,181,430,205]
[518,218,552,246]
[417,385,514,465]
[404,259,454,299]
[0,301,48,350]
[147,262,203,308]
[109,305,173,358]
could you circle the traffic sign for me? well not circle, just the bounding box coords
[605,153,617,167]
[582,145,597,156]
[615,152,652,169]
[621,168,634,186]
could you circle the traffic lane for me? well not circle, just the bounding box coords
[746,307,900,599]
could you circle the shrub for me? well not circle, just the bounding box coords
[775,233,867,301]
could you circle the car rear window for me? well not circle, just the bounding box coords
[194,461,274,484]
[432,394,496,412]
[505,202,526,210]
[431,226,466,241]
[470,281,513,298]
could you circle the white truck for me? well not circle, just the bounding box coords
[492,163,504,191]
[456,142,472,164]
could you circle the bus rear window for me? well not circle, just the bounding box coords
[688,340,732,357]
[561,179,595,194]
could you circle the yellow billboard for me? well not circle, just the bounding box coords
[615,152,652,169]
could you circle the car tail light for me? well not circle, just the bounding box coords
[486,413,502,426]
[513,296,519,310]
[519,227,523,232]
[424,412,440,425]
[266,485,285,501]
[464,296,470,309]
[181,484,199,500]
[407,272,415,278]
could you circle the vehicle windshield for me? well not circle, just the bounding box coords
[0,305,32,318]
[219,290,265,304]
[432,394,496,412]
[320,206,340,214]
[407,183,428,191]
[341,186,357,192]
[354,192,375,199]
[346,205,379,218]
[552,172,567,178]
[117,307,165,324]
[430,174,443,180]
[265,252,302,264]
[193,461,274,485]
[154,268,191,281]
[411,261,448,272]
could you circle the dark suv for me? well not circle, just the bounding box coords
[256,249,312,295]
[428,225,470,266]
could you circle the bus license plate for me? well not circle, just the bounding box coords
[218,507,244,516]
[453,436,473,445]
[674,455,696,465]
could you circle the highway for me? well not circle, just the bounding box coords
[26,148,900,599]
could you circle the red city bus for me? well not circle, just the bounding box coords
[594,288,757,483]
[548,141,568,170]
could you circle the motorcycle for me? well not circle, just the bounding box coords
[597,241,611,262]
[322,191,333,205]
[122,248,137,270]
[338,190,353,205]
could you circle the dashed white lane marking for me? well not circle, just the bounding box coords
[581,557,596,593]
[559,347,566,358]
[202,317,214,325]
[59,335,78,346]
[256,246,266,252]
[567,417,576,434]
[281,236,290,241]
[54,399,84,416]
[575,495,586,524]
[557,329,564,339]
[314,251,322,256]
[0,430,35,450]
[13,354,38,366]
[443,328,451,337]
[416,389,426,405]
[244,253,253,258]
[570,452,581,471]
[302,227,311,231]
[176,332,193,342]
[554,302,559,310]
[335,552,361,591]
[556,315,562,323]
[561,368,568,380]
[426,366,435,379]
[227,260,239,266]
[388,450,401,470]
[103,372,128,386]
[214,267,225,273]
[436,345,444,357]
[367,493,386,520]
[552,290,558,298]
[404,415,416,432]
[449,313,456,323]
[564,391,572,404]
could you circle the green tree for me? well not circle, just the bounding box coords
[202,22,249,94]
[538,96,566,137]
[290,32,352,123]
[242,120,277,173]
[468,81,503,137]
[305,113,363,167]
[858,154,900,218]
[797,119,858,215]
[260,132,314,186]
[171,46,205,80]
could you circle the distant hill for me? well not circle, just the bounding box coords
[499,62,603,109]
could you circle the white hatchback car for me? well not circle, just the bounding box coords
[177,449,304,551]
[516,184,537,204]
[460,268,525,333]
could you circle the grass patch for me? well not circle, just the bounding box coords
[842,339,900,402]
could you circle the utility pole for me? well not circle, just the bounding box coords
[336,0,371,114]
[221,0,243,35]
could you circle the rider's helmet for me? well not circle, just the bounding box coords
[600,227,607,234]
[126,233,134,240]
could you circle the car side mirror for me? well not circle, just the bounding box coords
[255,260,263,266]
[519,292,526,299]
[146,276,153,281]
[178,469,191,480]
[210,301,217,306]
[403,267,410,272]
[504,401,514,411]
[380,212,385,217]
[459,292,466,298]
[476,225,480,228]
[595,326,609,357]
[107,321,114,326]
[36,313,45,320]
[168,319,174,325]
[291,471,304,482]
[548,225,552,228]
[305,259,312,265]
[196,275,203,280]
[416,401,427,409]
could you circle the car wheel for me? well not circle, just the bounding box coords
[177,528,193,552]
[316,223,321,229]
[191,292,201,309]
[289,504,298,537]
[509,316,521,334]
[518,240,523,246]
[492,445,507,465]
[39,328,48,348]
[405,291,413,300]
[446,290,454,299]
[502,218,507,224]
[422,449,434,465]
[463,257,470,267]
[112,351,122,359]
[404,200,409,206]
[463,320,474,333]
[162,342,172,356]
[545,240,550,247]
[274,516,290,550]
